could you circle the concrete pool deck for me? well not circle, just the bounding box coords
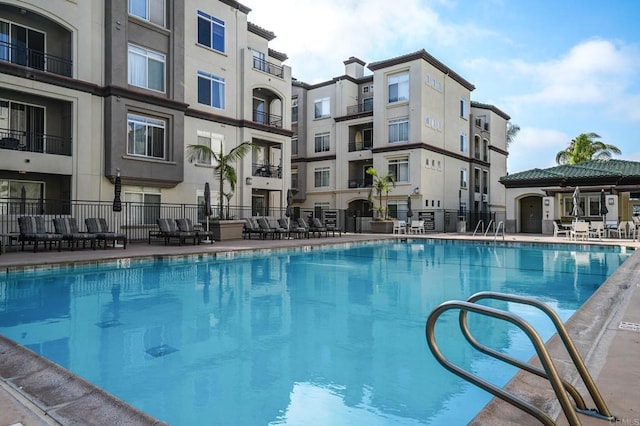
[0,233,639,425]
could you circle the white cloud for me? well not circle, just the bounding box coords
[507,127,570,172]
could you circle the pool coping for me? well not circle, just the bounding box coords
[0,234,638,425]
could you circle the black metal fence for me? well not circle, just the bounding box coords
[0,199,507,244]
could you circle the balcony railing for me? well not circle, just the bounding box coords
[346,102,374,115]
[0,128,72,156]
[252,162,282,178]
[347,179,371,189]
[348,140,373,152]
[252,57,284,78]
[0,41,73,77]
[253,110,283,128]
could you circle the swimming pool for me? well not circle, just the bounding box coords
[0,240,630,424]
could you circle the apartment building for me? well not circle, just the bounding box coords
[0,0,291,218]
[291,50,510,227]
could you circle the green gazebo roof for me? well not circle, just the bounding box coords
[500,159,640,189]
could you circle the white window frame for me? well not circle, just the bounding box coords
[197,10,225,53]
[128,0,165,27]
[460,132,467,153]
[291,136,298,156]
[124,186,161,225]
[314,132,330,153]
[314,98,330,119]
[291,168,298,189]
[195,131,223,166]
[388,72,409,103]
[291,98,298,123]
[314,167,330,187]
[127,113,166,159]
[460,97,468,119]
[460,168,468,188]
[388,157,409,182]
[388,118,409,143]
[197,70,225,109]
[128,44,165,93]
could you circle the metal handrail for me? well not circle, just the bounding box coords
[463,292,614,421]
[483,219,494,236]
[493,220,505,241]
[425,293,615,424]
[472,220,484,236]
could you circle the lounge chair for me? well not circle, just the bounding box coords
[278,218,309,239]
[588,221,605,240]
[393,220,406,234]
[17,216,63,252]
[85,218,127,249]
[570,221,589,241]
[176,218,212,243]
[552,220,569,238]
[156,218,198,245]
[409,220,425,234]
[53,217,97,250]
[257,217,288,239]
[243,217,264,239]
[309,217,329,237]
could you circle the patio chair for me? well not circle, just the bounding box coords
[607,222,628,239]
[552,221,569,238]
[570,221,589,241]
[85,218,127,249]
[588,221,605,240]
[155,218,197,246]
[257,217,288,239]
[393,220,406,234]
[278,218,309,239]
[409,220,425,234]
[53,217,97,250]
[17,216,63,252]
[243,217,265,239]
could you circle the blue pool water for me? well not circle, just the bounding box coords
[0,240,630,425]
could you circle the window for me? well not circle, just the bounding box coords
[128,44,165,92]
[362,85,373,94]
[0,100,44,150]
[0,20,45,70]
[291,136,298,156]
[362,97,373,112]
[460,132,467,153]
[388,72,409,103]
[127,113,165,159]
[460,97,468,118]
[482,170,488,194]
[197,70,225,109]
[128,0,165,27]
[125,187,161,225]
[314,132,330,153]
[0,180,44,214]
[388,118,408,143]
[195,131,223,166]
[388,157,409,182]
[291,98,298,123]
[291,169,298,189]
[197,11,225,53]
[314,98,330,119]
[314,167,330,187]
[460,168,468,188]
[252,49,266,71]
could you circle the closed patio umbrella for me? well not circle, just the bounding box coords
[285,189,293,228]
[599,189,608,217]
[112,170,122,212]
[571,186,582,218]
[203,182,212,243]
[407,195,413,220]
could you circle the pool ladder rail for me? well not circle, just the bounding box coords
[425,291,615,425]
[473,220,505,241]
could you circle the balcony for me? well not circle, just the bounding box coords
[347,179,371,189]
[0,40,72,77]
[252,57,284,78]
[252,162,281,178]
[0,128,71,156]
[348,140,373,152]
[346,101,373,115]
[253,110,283,128]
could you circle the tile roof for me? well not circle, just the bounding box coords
[500,159,640,188]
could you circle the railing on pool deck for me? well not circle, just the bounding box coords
[425,291,615,425]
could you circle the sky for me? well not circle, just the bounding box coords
[243,0,640,174]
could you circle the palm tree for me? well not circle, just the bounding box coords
[506,122,520,148]
[186,141,253,219]
[555,132,621,165]
[366,167,395,219]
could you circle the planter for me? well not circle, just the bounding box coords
[369,220,395,234]
[207,219,245,241]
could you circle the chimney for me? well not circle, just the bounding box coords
[344,56,365,78]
